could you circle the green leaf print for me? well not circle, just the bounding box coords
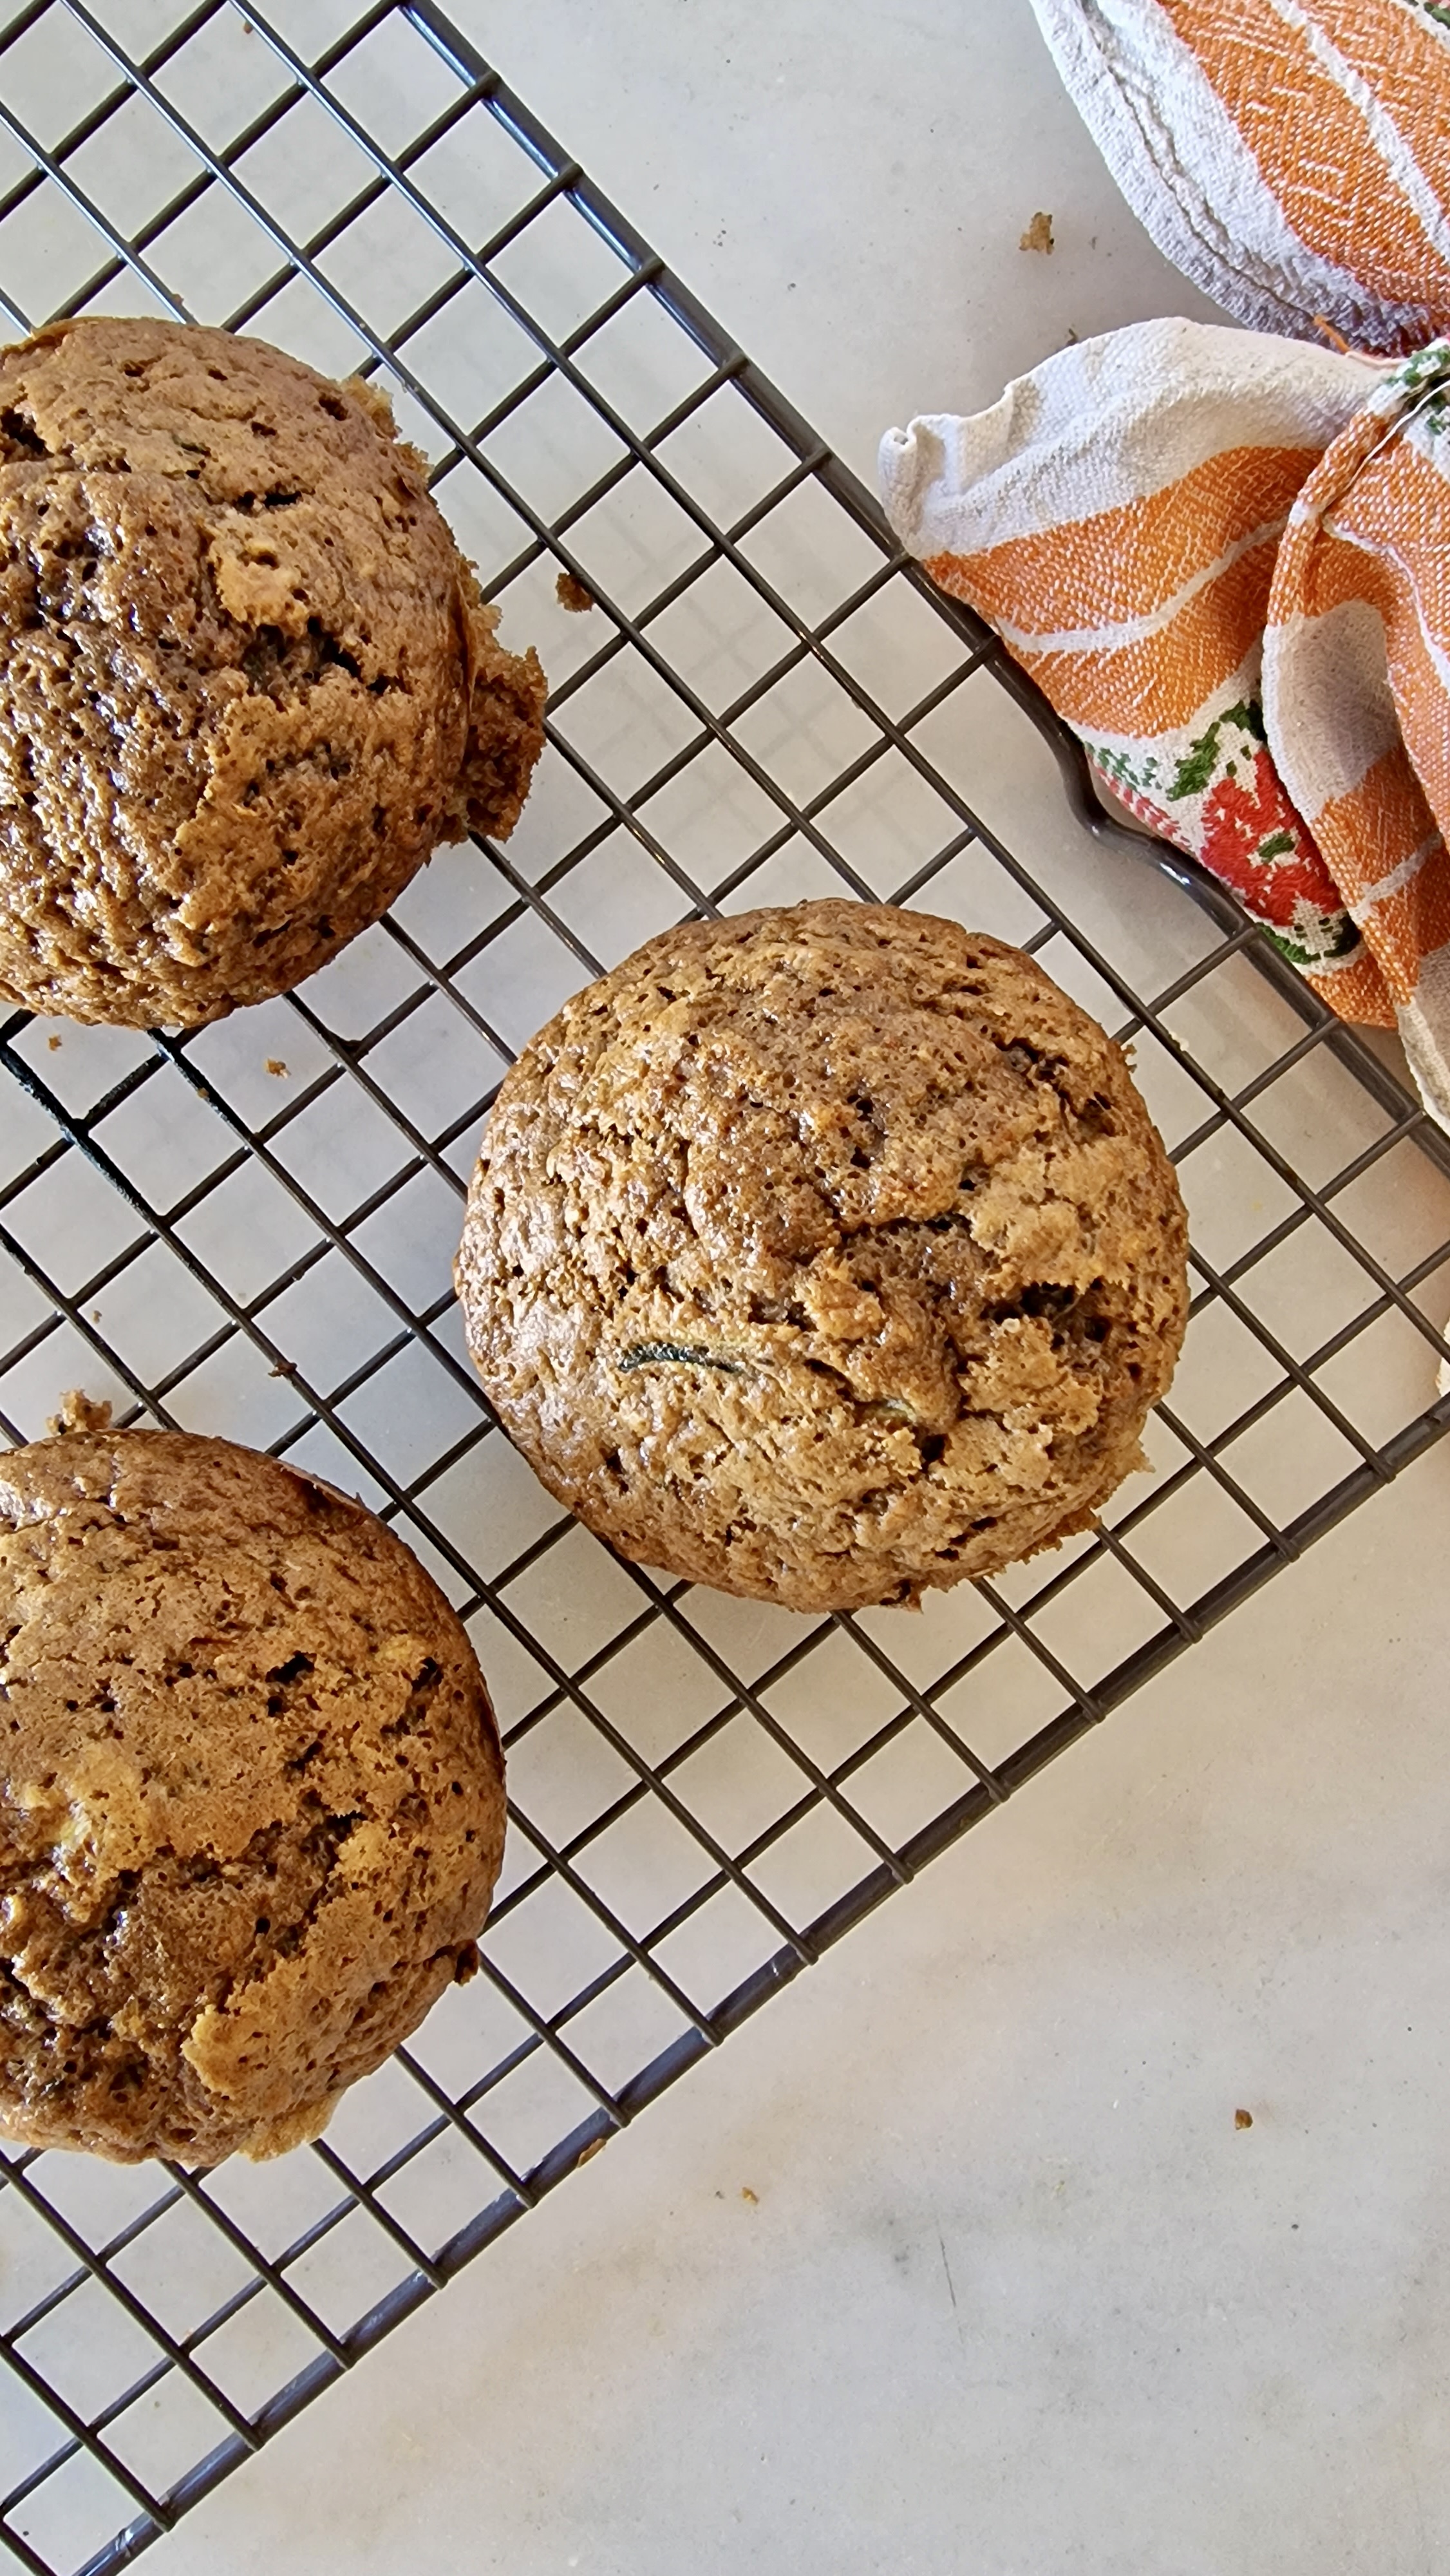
[1166,701,1264,803]
[1167,730,1220,800]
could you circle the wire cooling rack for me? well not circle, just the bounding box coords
[3,3,1450,2568]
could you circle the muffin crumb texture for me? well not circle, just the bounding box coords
[0,316,545,1027]
[458,902,1189,1611]
[46,1388,112,1437]
[0,1430,504,2163]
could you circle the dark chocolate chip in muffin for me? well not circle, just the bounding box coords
[0,316,545,1027]
[0,1428,505,2163]
[456,900,1189,1613]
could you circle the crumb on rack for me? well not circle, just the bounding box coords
[47,1389,113,1437]
[556,569,596,614]
[1021,211,1055,254]
[577,2135,608,2166]
[265,1057,288,1077]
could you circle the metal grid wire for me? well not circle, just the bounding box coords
[2,1,1450,2566]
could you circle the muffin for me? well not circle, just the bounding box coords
[0,1428,505,2163]
[0,316,545,1027]
[457,901,1189,1613]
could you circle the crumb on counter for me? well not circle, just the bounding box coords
[265,1058,288,1077]
[46,1034,62,1051]
[1021,211,1055,254]
[556,569,596,614]
[1235,2107,1254,2130]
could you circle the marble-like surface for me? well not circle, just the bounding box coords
[136,5,1450,2573]
[469,0,1223,481]
[163,1452,1450,2576]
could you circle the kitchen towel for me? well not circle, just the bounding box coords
[880,323,1450,1121]
[1023,0,1450,355]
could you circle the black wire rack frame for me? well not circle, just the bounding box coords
[2,5,1450,2570]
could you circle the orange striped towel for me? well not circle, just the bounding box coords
[1266,340,1450,1109]
[1026,0,1450,355]
[880,321,1450,1122]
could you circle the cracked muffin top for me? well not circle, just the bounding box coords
[0,1428,505,2164]
[457,900,1189,1613]
[0,315,545,1027]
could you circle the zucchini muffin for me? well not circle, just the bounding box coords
[0,315,545,1027]
[0,1428,505,2163]
[457,901,1189,1612]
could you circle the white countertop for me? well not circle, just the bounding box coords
[173,1458,1450,2576]
[37,3,1450,2568]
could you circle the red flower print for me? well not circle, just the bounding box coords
[1199,747,1341,930]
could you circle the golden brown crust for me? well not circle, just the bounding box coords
[457,902,1189,1612]
[0,1429,505,2163]
[0,317,545,1027]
